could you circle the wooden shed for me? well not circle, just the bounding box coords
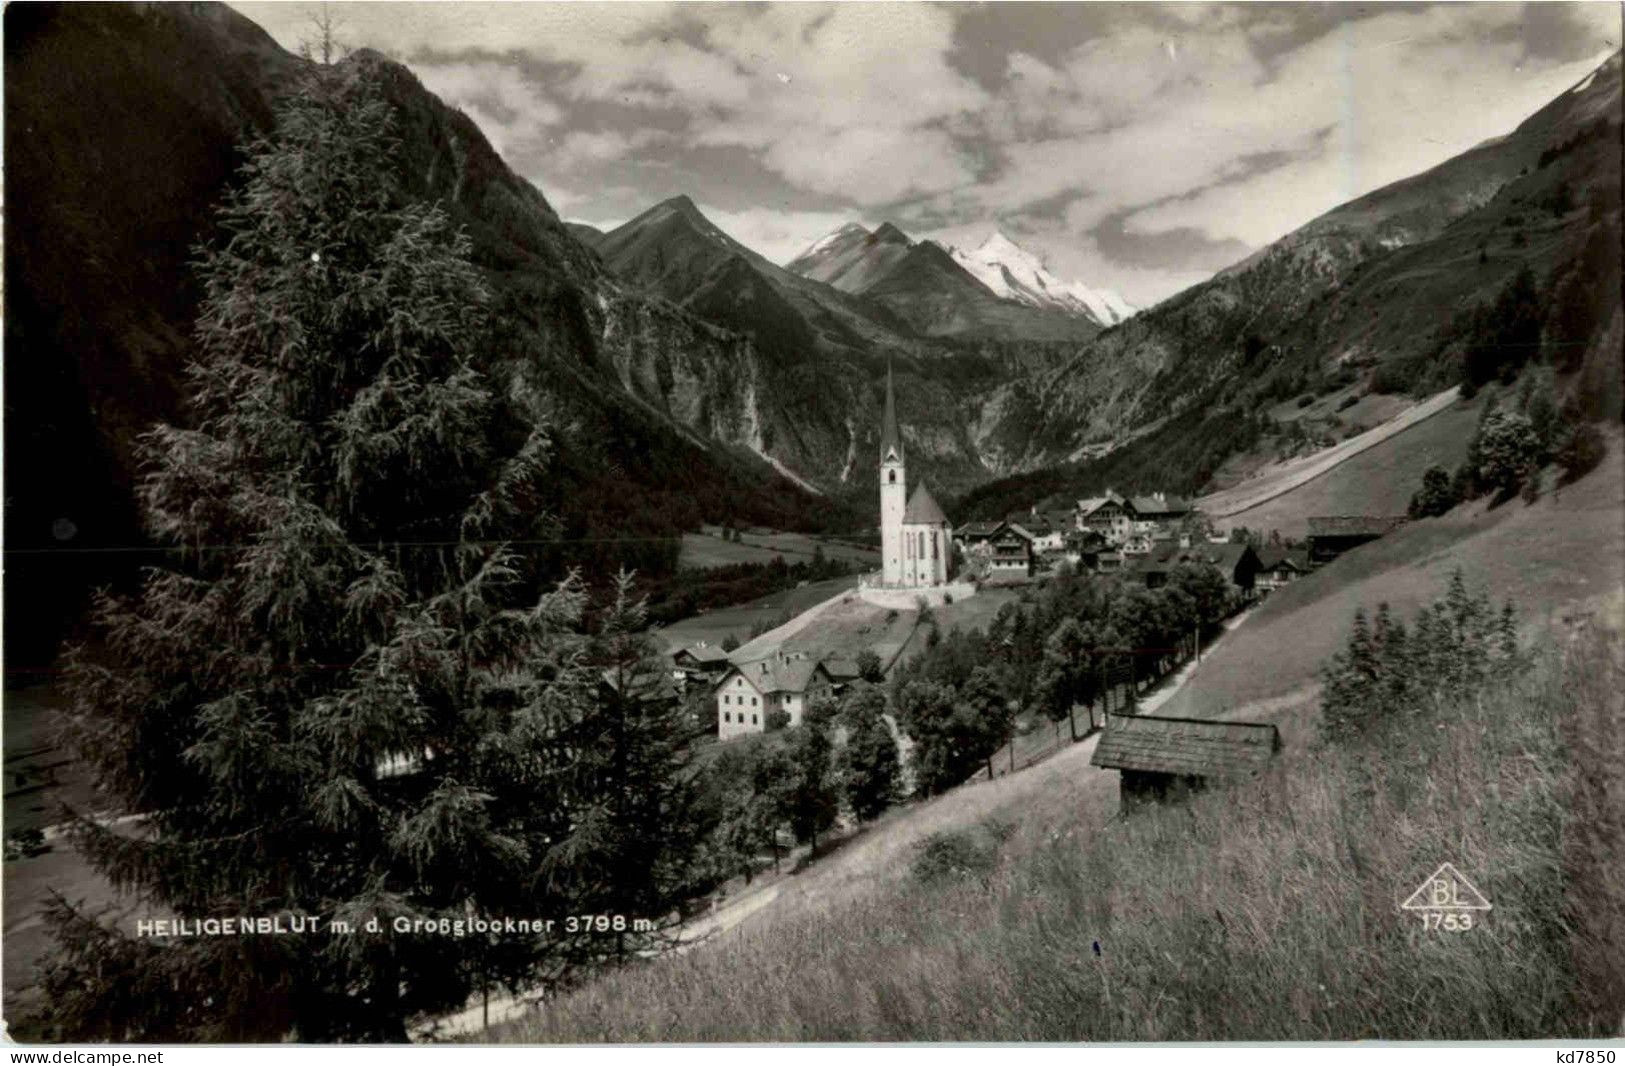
[1090,713,1281,810]
[1306,515,1408,564]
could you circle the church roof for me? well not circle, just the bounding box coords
[879,363,903,464]
[903,483,949,525]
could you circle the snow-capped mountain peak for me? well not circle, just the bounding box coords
[949,230,1137,328]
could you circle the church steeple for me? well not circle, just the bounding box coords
[879,363,903,464]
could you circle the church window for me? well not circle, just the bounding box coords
[888,470,896,483]
[932,532,939,560]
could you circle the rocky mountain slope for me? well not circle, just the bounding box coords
[979,50,1622,478]
[861,240,1098,342]
[592,196,1080,496]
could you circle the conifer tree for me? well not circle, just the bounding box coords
[546,570,704,964]
[41,62,595,1041]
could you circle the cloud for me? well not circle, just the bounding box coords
[1117,10,1617,243]
[618,5,993,203]
[931,4,1617,258]
[225,2,1621,306]
[411,60,561,162]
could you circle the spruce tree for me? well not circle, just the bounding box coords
[42,62,595,1041]
[545,571,704,964]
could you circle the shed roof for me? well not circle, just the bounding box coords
[1078,493,1129,516]
[821,656,862,681]
[1090,714,1281,777]
[675,643,730,664]
[1129,493,1192,516]
[1307,515,1408,538]
[1256,547,1310,572]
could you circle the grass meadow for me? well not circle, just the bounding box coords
[1161,428,1624,727]
[678,529,879,571]
[494,621,1623,1042]
[1209,396,1480,539]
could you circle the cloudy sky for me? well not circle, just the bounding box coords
[231,2,1618,307]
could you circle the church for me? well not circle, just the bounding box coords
[877,366,952,589]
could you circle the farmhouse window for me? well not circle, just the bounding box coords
[752,715,758,725]
[752,697,758,707]
[723,712,730,723]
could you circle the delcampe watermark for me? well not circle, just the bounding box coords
[1401,862,1492,931]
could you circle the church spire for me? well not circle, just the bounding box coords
[879,362,903,464]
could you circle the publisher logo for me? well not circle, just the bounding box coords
[1401,862,1491,931]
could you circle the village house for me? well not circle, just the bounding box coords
[1077,491,1135,544]
[1129,492,1194,539]
[1090,713,1282,811]
[1255,546,1311,593]
[953,519,1003,559]
[1063,528,1108,570]
[1120,531,1156,556]
[671,641,731,689]
[715,650,835,739]
[986,522,1036,582]
[1020,513,1068,554]
[1306,515,1408,565]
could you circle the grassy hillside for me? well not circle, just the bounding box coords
[1158,427,1623,729]
[1204,394,1481,539]
[493,620,1621,1041]
[481,436,1623,1042]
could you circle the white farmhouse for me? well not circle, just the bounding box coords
[715,650,835,739]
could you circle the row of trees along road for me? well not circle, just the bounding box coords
[36,62,706,1042]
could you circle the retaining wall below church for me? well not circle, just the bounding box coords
[856,581,977,611]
